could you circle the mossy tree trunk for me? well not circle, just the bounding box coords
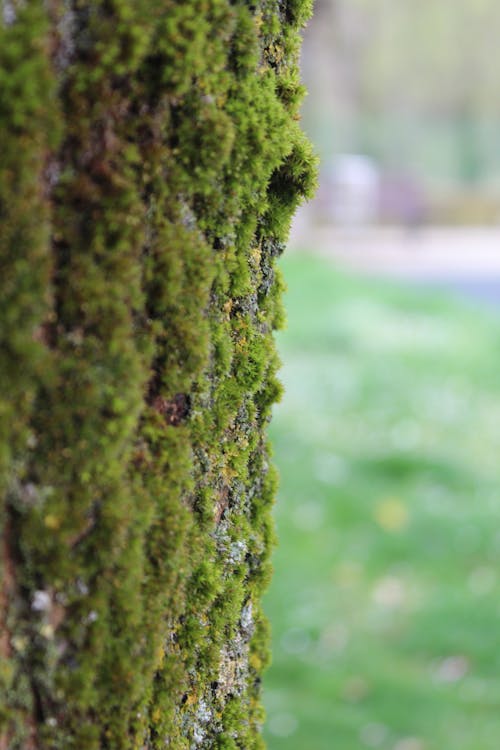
[0,1,315,748]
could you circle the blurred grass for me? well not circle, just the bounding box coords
[263,253,500,750]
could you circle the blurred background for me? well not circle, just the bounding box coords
[263,2,500,749]
[302,0,500,228]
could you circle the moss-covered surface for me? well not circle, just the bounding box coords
[0,1,316,748]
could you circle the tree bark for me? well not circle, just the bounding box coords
[0,1,315,748]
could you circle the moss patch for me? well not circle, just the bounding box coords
[0,1,316,748]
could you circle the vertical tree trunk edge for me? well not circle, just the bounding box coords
[0,2,317,748]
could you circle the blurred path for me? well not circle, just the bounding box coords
[290,221,500,306]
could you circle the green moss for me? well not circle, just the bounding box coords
[1,0,316,747]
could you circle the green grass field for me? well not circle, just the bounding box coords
[263,254,500,750]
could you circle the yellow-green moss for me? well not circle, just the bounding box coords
[0,1,317,748]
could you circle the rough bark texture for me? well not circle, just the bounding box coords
[0,1,316,748]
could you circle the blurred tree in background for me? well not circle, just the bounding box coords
[0,2,315,748]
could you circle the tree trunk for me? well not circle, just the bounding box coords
[0,1,315,748]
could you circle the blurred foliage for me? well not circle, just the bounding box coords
[264,253,500,750]
[327,0,500,118]
[304,0,500,188]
